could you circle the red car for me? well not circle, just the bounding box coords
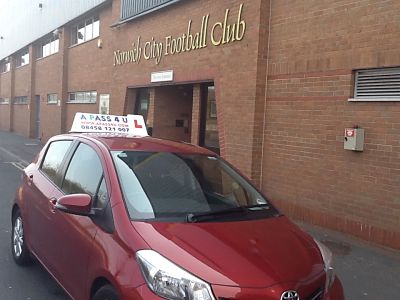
[11,114,344,300]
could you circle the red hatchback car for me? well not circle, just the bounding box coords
[11,114,344,300]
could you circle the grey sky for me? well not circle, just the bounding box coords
[0,0,107,60]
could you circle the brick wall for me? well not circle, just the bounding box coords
[110,0,265,179]
[0,104,10,130]
[13,66,30,136]
[0,0,398,249]
[0,71,11,130]
[263,0,400,249]
[35,53,63,141]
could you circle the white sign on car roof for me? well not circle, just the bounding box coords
[70,112,148,136]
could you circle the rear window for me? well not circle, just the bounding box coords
[112,151,276,221]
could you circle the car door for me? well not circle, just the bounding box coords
[24,140,73,272]
[47,141,110,299]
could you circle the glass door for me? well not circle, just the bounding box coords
[200,83,220,154]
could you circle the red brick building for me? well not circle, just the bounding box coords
[0,0,399,249]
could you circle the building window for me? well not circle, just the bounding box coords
[16,49,29,67]
[71,16,99,46]
[121,0,179,21]
[13,96,28,104]
[0,59,10,73]
[68,91,97,103]
[38,36,59,59]
[0,98,10,104]
[47,93,58,104]
[353,67,400,101]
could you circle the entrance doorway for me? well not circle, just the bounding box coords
[133,85,193,143]
[127,82,220,153]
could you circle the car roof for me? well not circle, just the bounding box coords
[55,133,215,155]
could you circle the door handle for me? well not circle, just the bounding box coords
[27,174,33,186]
[49,197,57,213]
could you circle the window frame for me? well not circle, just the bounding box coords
[0,59,10,73]
[15,49,30,68]
[0,98,10,105]
[39,140,74,188]
[61,142,104,196]
[60,141,110,210]
[13,96,28,105]
[47,93,58,104]
[70,15,100,47]
[37,35,60,59]
[67,91,97,104]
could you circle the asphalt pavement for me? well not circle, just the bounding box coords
[0,130,68,299]
[0,129,399,300]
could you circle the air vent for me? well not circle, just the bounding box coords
[121,0,180,21]
[354,67,400,100]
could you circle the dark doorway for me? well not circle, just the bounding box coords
[151,85,193,143]
[134,88,150,123]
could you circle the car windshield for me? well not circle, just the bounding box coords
[112,151,278,221]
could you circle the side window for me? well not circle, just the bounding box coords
[62,143,103,196]
[95,177,109,209]
[41,140,72,186]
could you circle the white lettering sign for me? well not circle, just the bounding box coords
[70,112,148,136]
[151,70,174,83]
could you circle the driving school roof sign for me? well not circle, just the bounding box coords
[70,112,148,136]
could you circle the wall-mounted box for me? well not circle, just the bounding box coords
[344,128,364,151]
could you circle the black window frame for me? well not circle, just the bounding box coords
[59,141,110,211]
[61,142,103,195]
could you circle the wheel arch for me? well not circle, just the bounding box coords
[11,204,20,222]
[90,277,113,299]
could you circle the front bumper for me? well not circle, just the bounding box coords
[126,276,344,300]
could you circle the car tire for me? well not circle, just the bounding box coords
[93,284,120,300]
[11,210,32,265]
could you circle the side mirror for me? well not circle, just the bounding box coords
[55,194,93,216]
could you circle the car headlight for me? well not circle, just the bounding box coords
[136,249,216,300]
[314,239,335,293]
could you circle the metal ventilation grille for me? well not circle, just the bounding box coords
[355,68,400,100]
[121,0,179,21]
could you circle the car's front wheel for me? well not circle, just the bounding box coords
[92,285,120,300]
[11,210,32,265]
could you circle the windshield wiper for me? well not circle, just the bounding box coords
[186,204,270,223]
